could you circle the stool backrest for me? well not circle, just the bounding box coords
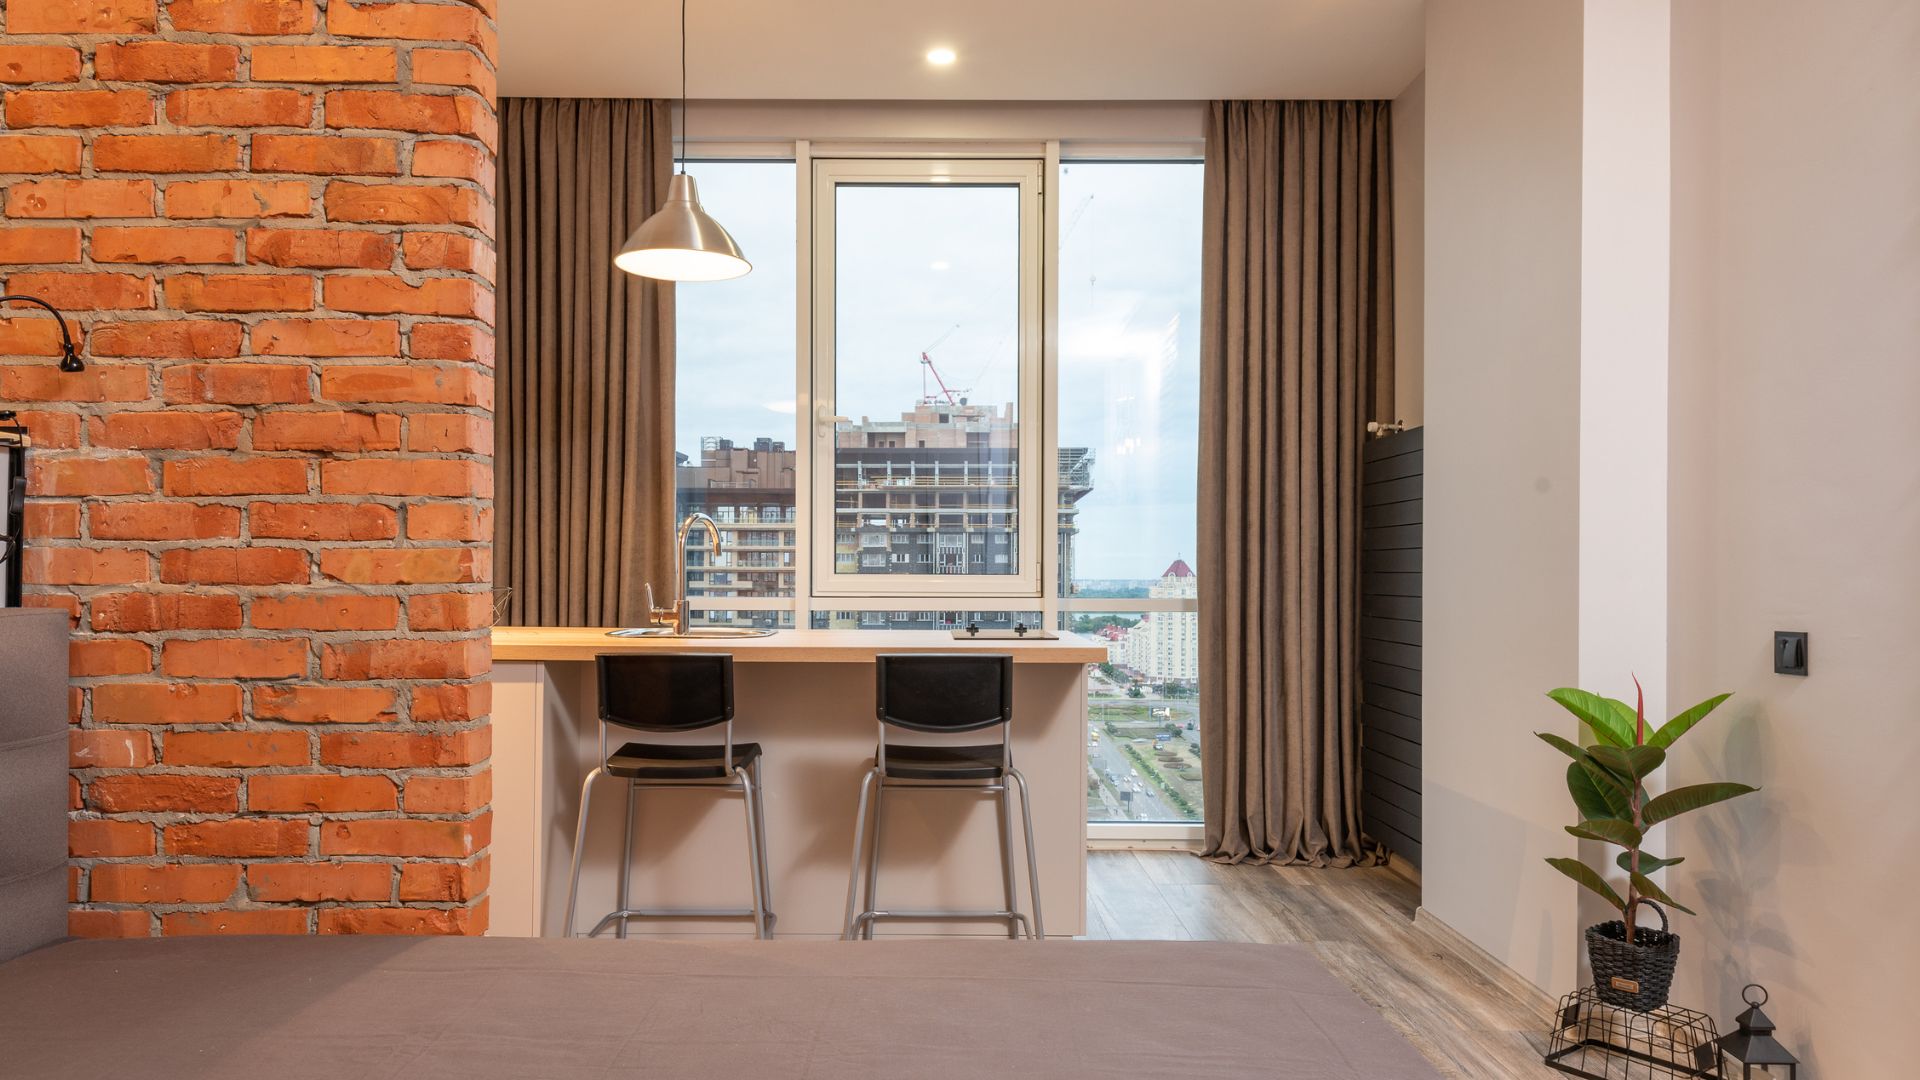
[875,653,1013,733]
[597,653,733,733]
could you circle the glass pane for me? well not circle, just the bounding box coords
[810,609,1043,631]
[1080,611,1203,824]
[675,161,799,625]
[832,183,1022,578]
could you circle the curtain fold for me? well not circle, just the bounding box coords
[1198,100,1394,867]
[496,98,675,627]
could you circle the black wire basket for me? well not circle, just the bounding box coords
[1587,900,1680,1011]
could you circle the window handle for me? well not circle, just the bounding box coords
[814,401,835,437]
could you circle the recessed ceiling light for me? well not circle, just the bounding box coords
[926,46,957,66]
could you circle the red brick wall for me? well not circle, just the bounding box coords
[0,0,498,937]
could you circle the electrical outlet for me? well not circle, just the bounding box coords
[1774,631,1808,676]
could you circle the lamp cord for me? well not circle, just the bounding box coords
[678,0,687,173]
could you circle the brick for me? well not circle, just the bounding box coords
[163,909,307,936]
[89,410,243,450]
[69,909,150,938]
[320,638,489,680]
[70,728,154,769]
[320,364,487,405]
[92,226,238,264]
[322,275,489,319]
[411,48,495,99]
[24,499,81,535]
[165,88,313,128]
[249,862,390,903]
[252,134,399,176]
[403,772,490,815]
[408,322,492,364]
[161,638,307,679]
[159,547,311,585]
[253,317,402,358]
[0,316,70,357]
[163,363,310,405]
[29,455,152,497]
[319,905,484,936]
[249,773,396,813]
[89,774,239,814]
[0,225,81,263]
[168,0,315,34]
[96,42,239,83]
[0,45,82,84]
[0,134,82,173]
[248,501,396,541]
[401,231,488,277]
[2,271,151,310]
[406,413,491,454]
[320,815,487,859]
[253,594,398,631]
[70,638,152,676]
[13,412,82,451]
[252,45,395,84]
[253,409,401,450]
[321,458,487,497]
[165,818,307,856]
[253,684,397,725]
[319,727,487,769]
[398,858,488,902]
[410,681,489,723]
[164,180,309,220]
[318,547,487,585]
[24,594,81,627]
[163,731,309,769]
[324,182,484,228]
[163,273,314,313]
[69,819,156,858]
[4,89,151,129]
[7,0,156,33]
[91,502,241,541]
[90,320,243,359]
[329,2,491,47]
[325,91,491,143]
[92,864,238,905]
[406,592,492,632]
[91,592,244,632]
[246,229,396,270]
[411,140,491,186]
[93,682,242,725]
[162,457,308,495]
[95,134,240,174]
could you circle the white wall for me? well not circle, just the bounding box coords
[1391,72,1425,429]
[1667,1,1920,1073]
[1420,0,1585,995]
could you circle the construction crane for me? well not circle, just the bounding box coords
[918,323,971,407]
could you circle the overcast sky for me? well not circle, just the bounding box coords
[675,161,1201,582]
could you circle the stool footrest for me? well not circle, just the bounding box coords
[851,909,1032,922]
[585,908,778,937]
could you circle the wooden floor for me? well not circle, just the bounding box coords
[1086,850,1560,1079]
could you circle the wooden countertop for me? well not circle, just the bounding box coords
[490,626,1108,665]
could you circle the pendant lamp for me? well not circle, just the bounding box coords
[615,0,750,282]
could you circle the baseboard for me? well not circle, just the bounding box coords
[1382,852,1421,888]
[1413,907,1555,1016]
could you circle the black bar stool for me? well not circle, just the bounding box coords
[563,653,773,939]
[843,653,1042,940]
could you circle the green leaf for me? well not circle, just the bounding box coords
[1648,693,1732,749]
[1587,744,1666,781]
[1568,762,1630,821]
[1630,873,1697,916]
[1567,818,1643,848]
[1547,688,1636,747]
[1546,857,1625,912]
[1642,782,1758,825]
[1537,731,1587,762]
[1617,851,1684,874]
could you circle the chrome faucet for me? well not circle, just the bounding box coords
[646,512,721,635]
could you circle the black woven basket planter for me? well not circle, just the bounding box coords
[1586,900,1680,1012]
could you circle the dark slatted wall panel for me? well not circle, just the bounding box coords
[1360,427,1422,868]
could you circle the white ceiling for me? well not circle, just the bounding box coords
[498,0,1426,101]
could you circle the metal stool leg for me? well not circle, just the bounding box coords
[562,766,604,938]
[1009,766,1044,939]
[862,777,887,939]
[842,767,878,939]
[736,767,768,940]
[998,779,1019,939]
[615,779,637,939]
[750,760,775,931]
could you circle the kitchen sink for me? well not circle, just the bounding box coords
[606,627,778,639]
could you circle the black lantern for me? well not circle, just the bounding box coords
[1717,984,1799,1078]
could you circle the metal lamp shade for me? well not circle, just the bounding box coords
[614,173,751,282]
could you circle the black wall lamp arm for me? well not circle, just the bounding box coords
[0,294,84,372]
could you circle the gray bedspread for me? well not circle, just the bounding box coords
[0,936,1440,1078]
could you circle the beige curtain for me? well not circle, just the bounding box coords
[496,99,675,627]
[1198,100,1394,866]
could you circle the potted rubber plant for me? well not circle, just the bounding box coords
[1538,681,1758,1011]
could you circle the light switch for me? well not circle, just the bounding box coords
[1774,631,1808,676]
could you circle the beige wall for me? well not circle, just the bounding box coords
[1668,1,1920,1073]
[1419,0,1585,995]
[1392,72,1426,428]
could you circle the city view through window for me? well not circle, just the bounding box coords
[674,160,1203,823]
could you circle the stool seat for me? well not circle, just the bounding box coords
[878,743,1005,781]
[609,741,763,781]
